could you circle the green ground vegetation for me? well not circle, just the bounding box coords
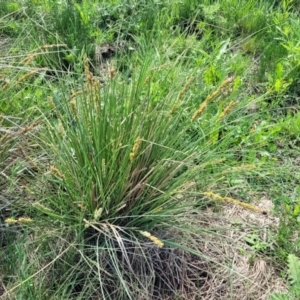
[1,0,300,299]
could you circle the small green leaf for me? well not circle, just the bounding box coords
[288,254,300,286]
[275,63,283,79]
[274,79,282,92]
[293,205,300,216]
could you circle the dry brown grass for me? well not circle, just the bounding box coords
[84,197,286,300]
[0,192,286,300]
[156,196,286,300]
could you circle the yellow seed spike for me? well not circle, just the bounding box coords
[18,121,41,135]
[17,68,48,83]
[130,136,142,162]
[169,76,194,115]
[69,100,77,118]
[178,76,194,101]
[191,101,207,121]
[33,203,52,211]
[144,75,151,84]
[58,121,65,136]
[219,76,235,89]
[139,231,164,247]
[192,76,235,121]
[50,166,65,179]
[204,191,263,212]
[217,101,238,122]
[70,90,83,99]
[22,44,67,64]
[2,81,10,89]
[47,96,56,108]
[83,54,94,87]
[140,231,151,238]
[22,53,39,64]
[18,217,33,223]
[149,235,164,248]
[109,68,115,80]
[0,133,11,144]
[5,218,18,224]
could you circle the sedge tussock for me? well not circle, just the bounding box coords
[130,136,142,162]
[217,101,238,121]
[17,68,48,83]
[204,191,263,212]
[50,166,65,180]
[139,231,164,248]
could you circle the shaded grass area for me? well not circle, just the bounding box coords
[1,0,300,299]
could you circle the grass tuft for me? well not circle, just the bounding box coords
[1,1,300,299]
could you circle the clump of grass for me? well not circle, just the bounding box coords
[3,1,299,298]
[1,53,256,299]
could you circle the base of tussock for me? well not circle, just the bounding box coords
[1,203,286,300]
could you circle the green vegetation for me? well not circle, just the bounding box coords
[1,0,300,299]
[270,254,300,300]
